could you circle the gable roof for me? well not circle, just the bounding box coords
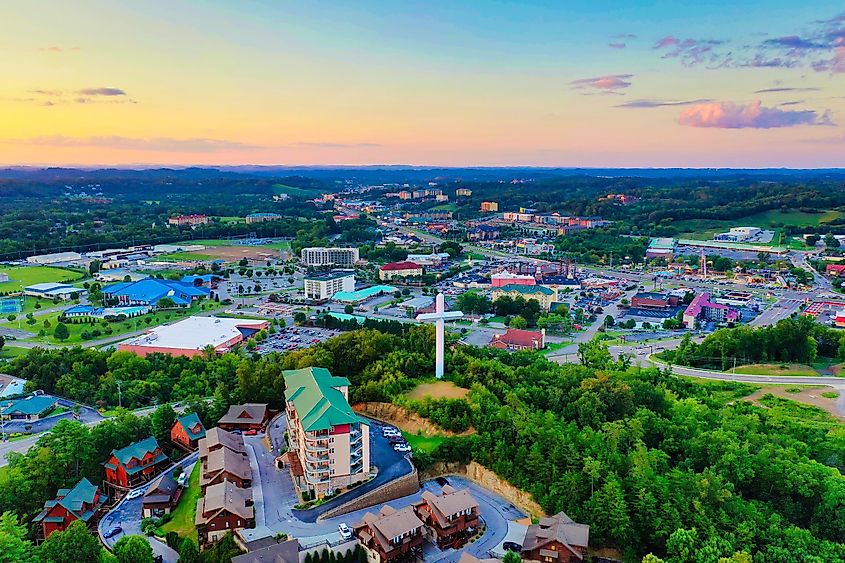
[175,412,206,440]
[491,328,544,348]
[282,367,364,432]
[143,473,180,504]
[33,478,104,524]
[522,511,590,559]
[0,395,56,416]
[195,480,253,525]
[107,436,167,474]
[217,403,268,425]
[380,261,422,271]
[420,486,479,527]
[199,427,246,457]
[231,539,300,563]
[356,505,424,552]
[201,447,251,485]
[103,278,208,304]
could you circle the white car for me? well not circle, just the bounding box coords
[393,443,412,453]
[126,489,144,500]
[338,523,353,540]
[382,427,400,436]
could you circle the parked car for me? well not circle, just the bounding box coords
[104,526,122,539]
[389,435,406,444]
[435,477,450,487]
[126,489,144,500]
[393,443,412,453]
[244,429,258,436]
[338,523,353,540]
[503,542,522,553]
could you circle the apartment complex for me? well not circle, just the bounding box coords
[354,505,425,563]
[304,272,355,301]
[301,247,360,267]
[168,214,209,227]
[480,201,499,212]
[283,367,370,499]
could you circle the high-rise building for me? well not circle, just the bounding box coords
[303,272,355,301]
[300,247,360,267]
[283,367,370,499]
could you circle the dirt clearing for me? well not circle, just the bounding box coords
[405,381,469,401]
[743,386,843,420]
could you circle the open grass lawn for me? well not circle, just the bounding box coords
[159,463,200,542]
[174,239,232,247]
[154,252,219,262]
[402,431,447,453]
[674,209,841,241]
[217,216,245,224]
[272,183,321,197]
[0,266,84,293]
[1,300,219,345]
[262,240,290,250]
[0,345,30,361]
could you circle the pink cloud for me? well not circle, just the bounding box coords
[678,100,834,128]
[570,74,633,91]
[654,36,680,49]
[608,42,626,49]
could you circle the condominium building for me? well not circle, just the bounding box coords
[479,201,499,212]
[168,214,209,227]
[300,247,360,267]
[303,272,355,301]
[283,367,370,499]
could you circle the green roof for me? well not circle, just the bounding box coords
[497,284,554,295]
[175,412,206,440]
[283,367,365,432]
[108,436,167,474]
[0,395,56,416]
[34,478,104,523]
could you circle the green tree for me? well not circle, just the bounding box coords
[344,304,354,314]
[578,339,613,370]
[666,528,698,563]
[113,535,153,563]
[176,538,199,563]
[502,551,521,563]
[586,477,632,547]
[824,233,840,248]
[53,322,70,341]
[39,520,102,563]
[149,404,177,445]
[509,315,528,329]
[0,512,36,563]
[156,297,176,309]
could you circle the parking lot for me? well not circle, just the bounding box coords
[254,326,340,354]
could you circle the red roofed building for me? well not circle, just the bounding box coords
[414,485,480,549]
[379,261,423,281]
[490,328,546,351]
[826,263,845,277]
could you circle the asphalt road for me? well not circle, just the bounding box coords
[241,418,525,561]
[98,452,199,563]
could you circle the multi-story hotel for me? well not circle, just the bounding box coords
[283,367,370,499]
[300,247,360,267]
[303,272,355,301]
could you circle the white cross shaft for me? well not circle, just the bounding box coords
[416,293,463,378]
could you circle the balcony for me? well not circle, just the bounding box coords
[304,439,329,454]
[304,450,329,462]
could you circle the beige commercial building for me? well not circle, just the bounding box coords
[300,247,360,267]
[303,272,355,301]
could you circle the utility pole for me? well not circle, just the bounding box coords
[116,380,123,409]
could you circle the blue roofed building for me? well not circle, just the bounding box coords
[103,278,209,308]
[0,395,58,421]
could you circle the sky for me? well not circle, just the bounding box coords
[2,0,845,168]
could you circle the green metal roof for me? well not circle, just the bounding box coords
[0,395,56,416]
[497,284,555,295]
[282,367,365,432]
[175,412,206,440]
[33,478,104,523]
[107,436,167,473]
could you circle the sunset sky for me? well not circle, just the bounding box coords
[2,0,845,167]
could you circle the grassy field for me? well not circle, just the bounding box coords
[402,431,447,453]
[0,266,84,292]
[159,464,200,542]
[674,209,842,241]
[0,300,220,345]
[272,183,321,197]
[154,252,219,262]
[0,346,30,361]
[217,216,245,224]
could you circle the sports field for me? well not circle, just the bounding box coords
[0,266,84,292]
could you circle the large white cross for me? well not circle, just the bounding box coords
[416,293,464,378]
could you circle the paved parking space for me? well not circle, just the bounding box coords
[254,326,341,354]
